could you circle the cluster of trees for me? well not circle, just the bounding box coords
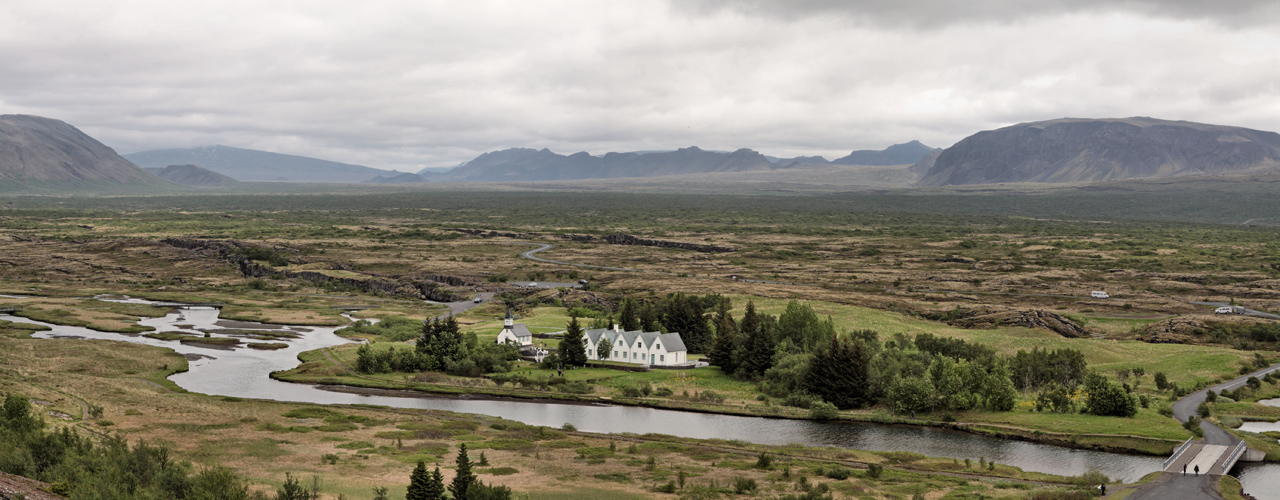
[698,300,1134,417]
[613,293,719,353]
[403,444,510,500]
[0,393,258,499]
[355,316,519,376]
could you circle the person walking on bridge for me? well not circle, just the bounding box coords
[1182,463,1186,475]
[1194,464,1199,476]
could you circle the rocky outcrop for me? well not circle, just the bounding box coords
[450,229,537,239]
[918,117,1280,186]
[928,307,1088,338]
[550,231,732,253]
[158,238,470,301]
[0,470,67,500]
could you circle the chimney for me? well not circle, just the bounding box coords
[613,323,619,332]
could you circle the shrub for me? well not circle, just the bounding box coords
[755,452,772,469]
[733,477,758,493]
[809,401,839,420]
[866,463,883,478]
[823,466,850,480]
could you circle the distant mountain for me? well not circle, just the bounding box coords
[124,145,400,183]
[773,156,830,167]
[365,172,430,184]
[146,164,238,186]
[438,146,773,182]
[918,117,1280,186]
[909,150,941,178]
[0,114,157,183]
[832,141,939,166]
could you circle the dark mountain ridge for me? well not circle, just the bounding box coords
[437,146,774,182]
[0,114,157,183]
[833,140,940,166]
[125,145,401,183]
[918,117,1280,186]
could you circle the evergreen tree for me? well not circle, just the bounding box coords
[619,298,641,331]
[406,461,431,500]
[710,299,738,373]
[427,468,445,500]
[559,316,588,366]
[736,313,777,379]
[639,302,661,332]
[417,316,465,370]
[805,336,874,409]
[662,293,711,353]
[449,443,477,499]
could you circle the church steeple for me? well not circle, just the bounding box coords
[504,305,514,328]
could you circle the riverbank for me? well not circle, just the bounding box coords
[1,318,1109,500]
[274,344,1190,458]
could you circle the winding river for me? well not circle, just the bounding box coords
[3,301,1278,495]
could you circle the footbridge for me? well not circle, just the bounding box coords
[1162,439,1248,476]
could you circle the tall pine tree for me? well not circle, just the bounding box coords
[710,299,738,373]
[406,461,431,500]
[805,335,874,409]
[619,298,641,331]
[559,316,588,366]
[662,293,711,353]
[449,443,477,499]
[426,467,445,500]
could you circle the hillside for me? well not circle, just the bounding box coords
[365,172,431,183]
[437,146,773,182]
[124,145,400,183]
[832,140,939,166]
[147,164,238,186]
[0,114,157,183]
[918,117,1280,186]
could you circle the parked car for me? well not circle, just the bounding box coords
[1215,306,1244,314]
[473,296,483,303]
[1091,291,1109,299]
[578,279,588,284]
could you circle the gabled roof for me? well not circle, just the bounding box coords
[511,324,533,339]
[637,331,660,348]
[658,332,686,352]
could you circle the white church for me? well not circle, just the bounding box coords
[580,326,688,367]
[495,307,533,346]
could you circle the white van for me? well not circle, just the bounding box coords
[1215,306,1244,314]
[1091,291,1109,299]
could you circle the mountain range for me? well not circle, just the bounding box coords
[124,145,400,183]
[430,141,937,182]
[0,114,157,184]
[917,117,1280,186]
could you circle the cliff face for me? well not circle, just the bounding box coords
[918,117,1280,186]
[0,114,155,183]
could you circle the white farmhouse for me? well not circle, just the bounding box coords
[581,326,688,367]
[495,307,533,346]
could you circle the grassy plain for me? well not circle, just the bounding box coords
[4,183,1280,495]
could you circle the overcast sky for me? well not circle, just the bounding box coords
[2,1,1279,172]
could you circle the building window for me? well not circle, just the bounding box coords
[660,355,664,362]
[656,344,660,349]
[614,350,618,358]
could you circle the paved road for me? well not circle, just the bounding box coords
[1130,361,1280,499]
[501,242,638,272]
[1189,301,1280,320]
[423,294,492,317]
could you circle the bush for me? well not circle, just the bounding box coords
[823,466,850,480]
[733,477,758,494]
[809,401,839,420]
[866,463,883,479]
[755,452,772,469]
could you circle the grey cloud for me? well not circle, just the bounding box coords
[1,1,1279,170]
[679,0,1280,28]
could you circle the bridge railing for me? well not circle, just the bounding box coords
[1217,442,1247,475]
[1163,438,1194,471]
